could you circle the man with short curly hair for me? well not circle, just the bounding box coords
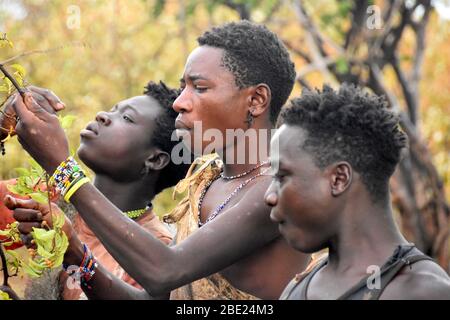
[265,84,450,299]
[197,20,295,124]
[8,20,310,300]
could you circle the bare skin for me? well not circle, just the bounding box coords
[6,94,175,299]
[265,125,450,300]
[7,46,309,299]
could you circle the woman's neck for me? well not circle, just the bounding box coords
[92,174,156,213]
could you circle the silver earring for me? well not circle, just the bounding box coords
[244,111,254,128]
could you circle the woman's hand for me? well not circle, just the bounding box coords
[1,86,64,141]
[4,195,83,266]
[11,91,69,173]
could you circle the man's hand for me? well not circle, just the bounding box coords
[11,90,69,173]
[4,195,74,243]
[4,195,84,266]
[1,86,64,141]
[26,86,66,112]
[3,86,65,115]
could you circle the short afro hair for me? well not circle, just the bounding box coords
[197,20,296,125]
[144,81,190,194]
[278,84,407,201]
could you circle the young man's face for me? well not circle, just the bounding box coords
[173,46,250,155]
[264,124,339,253]
[77,95,163,180]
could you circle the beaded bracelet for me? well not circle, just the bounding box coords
[63,243,97,290]
[63,177,90,203]
[50,156,90,202]
[79,244,97,289]
[49,156,79,186]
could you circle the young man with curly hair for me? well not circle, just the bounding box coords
[265,84,450,300]
[7,21,309,299]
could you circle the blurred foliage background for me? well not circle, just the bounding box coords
[0,0,449,267]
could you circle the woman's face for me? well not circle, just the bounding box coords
[77,95,163,181]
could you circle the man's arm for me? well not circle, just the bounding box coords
[6,196,153,300]
[10,91,279,297]
[71,176,278,296]
[62,234,152,300]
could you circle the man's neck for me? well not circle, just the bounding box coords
[219,123,272,178]
[327,194,408,275]
[93,174,156,213]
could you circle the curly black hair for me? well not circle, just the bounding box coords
[197,20,296,125]
[144,81,190,194]
[278,84,408,201]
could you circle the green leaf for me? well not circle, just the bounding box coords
[336,57,349,74]
[6,184,20,195]
[0,33,13,49]
[0,291,12,300]
[22,261,43,278]
[52,212,65,230]
[32,228,56,252]
[37,244,54,259]
[10,64,26,78]
[5,249,20,260]
[29,192,48,204]
[14,167,30,176]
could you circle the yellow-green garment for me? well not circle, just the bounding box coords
[164,154,259,300]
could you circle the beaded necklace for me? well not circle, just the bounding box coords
[220,160,269,180]
[198,163,270,227]
[123,203,152,220]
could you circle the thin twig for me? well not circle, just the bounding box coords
[0,245,9,286]
[46,174,54,219]
[0,64,26,98]
[0,41,88,66]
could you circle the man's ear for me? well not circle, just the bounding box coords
[247,83,271,117]
[330,162,352,197]
[143,149,170,174]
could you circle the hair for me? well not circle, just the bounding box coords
[197,20,296,125]
[144,81,190,194]
[278,84,408,201]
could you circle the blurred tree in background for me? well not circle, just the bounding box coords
[0,0,449,270]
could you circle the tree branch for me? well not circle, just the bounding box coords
[223,0,250,20]
[282,39,312,64]
[0,245,9,286]
[0,42,88,66]
[292,1,339,83]
[369,0,403,57]
[344,0,369,50]
[391,54,419,125]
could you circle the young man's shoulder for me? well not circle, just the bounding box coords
[381,259,450,299]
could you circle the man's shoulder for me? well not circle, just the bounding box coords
[381,259,450,299]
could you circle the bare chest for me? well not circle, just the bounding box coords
[198,178,252,224]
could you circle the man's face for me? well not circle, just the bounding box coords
[173,46,250,155]
[77,95,162,180]
[264,124,338,253]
